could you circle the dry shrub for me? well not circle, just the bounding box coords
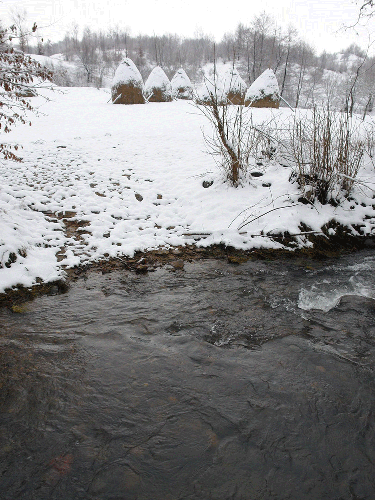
[196,87,272,187]
[283,106,365,204]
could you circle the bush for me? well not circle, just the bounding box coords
[196,83,272,187]
[282,106,365,204]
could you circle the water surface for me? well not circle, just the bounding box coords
[1,251,375,499]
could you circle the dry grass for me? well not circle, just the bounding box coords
[282,107,365,204]
[196,87,271,186]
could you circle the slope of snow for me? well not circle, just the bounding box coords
[1,87,375,292]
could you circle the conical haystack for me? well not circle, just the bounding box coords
[111,58,145,104]
[171,68,193,100]
[144,67,173,102]
[222,66,247,105]
[244,69,280,108]
[194,75,227,106]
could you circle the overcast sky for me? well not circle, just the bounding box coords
[1,0,373,54]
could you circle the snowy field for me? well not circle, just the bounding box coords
[1,86,375,293]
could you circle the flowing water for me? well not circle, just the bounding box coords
[0,251,375,500]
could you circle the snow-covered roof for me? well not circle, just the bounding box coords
[245,69,280,103]
[112,58,143,87]
[171,68,193,91]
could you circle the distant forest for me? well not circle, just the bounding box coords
[24,12,375,114]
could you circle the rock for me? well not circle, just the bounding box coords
[135,193,143,202]
[364,238,375,248]
[250,172,263,177]
[202,180,214,188]
[228,255,249,264]
[171,259,184,270]
[135,264,148,273]
[155,249,170,255]
[11,304,29,314]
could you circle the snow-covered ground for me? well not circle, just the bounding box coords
[1,87,375,293]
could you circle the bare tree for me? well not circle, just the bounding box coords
[10,8,30,53]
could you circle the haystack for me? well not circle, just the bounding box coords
[244,69,280,108]
[222,66,247,105]
[111,58,145,104]
[171,68,193,100]
[194,76,226,105]
[144,67,173,102]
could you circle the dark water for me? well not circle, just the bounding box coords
[1,251,375,500]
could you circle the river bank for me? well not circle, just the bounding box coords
[2,89,375,298]
[2,228,375,308]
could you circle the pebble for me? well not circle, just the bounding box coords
[171,259,184,270]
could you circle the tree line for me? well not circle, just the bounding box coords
[12,9,375,115]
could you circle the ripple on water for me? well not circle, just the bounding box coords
[0,251,374,499]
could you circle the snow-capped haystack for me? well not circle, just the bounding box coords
[144,67,173,102]
[111,58,145,104]
[222,66,247,105]
[244,69,280,108]
[194,76,227,105]
[171,68,193,100]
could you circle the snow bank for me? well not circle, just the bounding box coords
[0,190,64,292]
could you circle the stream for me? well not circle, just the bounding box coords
[0,250,375,499]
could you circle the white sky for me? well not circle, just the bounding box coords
[1,0,374,54]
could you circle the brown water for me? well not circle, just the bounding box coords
[0,252,375,499]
